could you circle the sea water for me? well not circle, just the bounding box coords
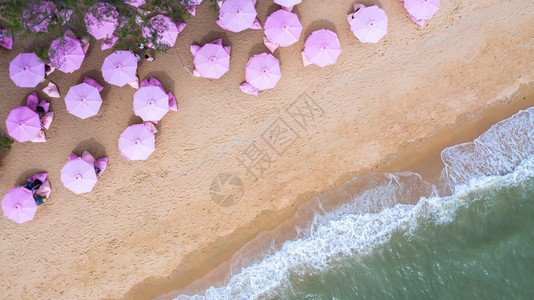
[176,107,534,299]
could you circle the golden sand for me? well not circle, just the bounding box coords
[0,0,533,299]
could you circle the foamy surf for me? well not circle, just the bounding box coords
[175,108,534,300]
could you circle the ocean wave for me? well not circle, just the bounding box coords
[175,108,534,299]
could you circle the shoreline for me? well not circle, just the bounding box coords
[124,83,534,299]
[1,1,533,299]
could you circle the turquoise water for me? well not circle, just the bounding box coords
[276,173,534,299]
[177,108,534,299]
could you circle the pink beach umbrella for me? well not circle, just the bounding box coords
[5,106,41,143]
[64,83,103,119]
[101,50,138,87]
[404,0,439,21]
[124,0,146,7]
[2,187,38,224]
[1,29,13,50]
[119,124,156,161]
[22,1,54,33]
[191,39,231,79]
[302,29,342,68]
[133,86,170,122]
[60,157,98,194]
[348,5,388,43]
[274,0,302,11]
[85,3,119,40]
[49,35,86,73]
[264,9,302,48]
[9,53,45,88]
[217,0,260,33]
[142,14,185,49]
[245,53,281,91]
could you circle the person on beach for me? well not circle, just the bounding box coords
[24,179,47,205]
[36,105,46,119]
[145,53,154,61]
[137,42,148,51]
[80,36,90,54]
[25,179,42,192]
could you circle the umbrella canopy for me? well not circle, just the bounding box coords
[124,0,146,7]
[303,29,342,68]
[349,5,388,43]
[101,50,138,87]
[264,9,302,47]
[119,124,156,161]
[9,53,45,88]
[142,14,180,49]
[193,41,231,79]
[245,53,281,91]
[64,83,103,119]
[274,0,302,7]
[218,0,258,33]
[2,187,38,224]
[85,3,119,40]
[60,157,98,194]
[49,35,86,73]
[6,106,41,143]
[22,1,54,32]
[404,0,439,21]
[133,86,170,122]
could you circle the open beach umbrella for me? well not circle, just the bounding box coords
[133,86,170,122]
[217,0,258,33]
[245,53,281,91]
[404,0,440,21]
[264,9,302,47]
[85,3,119,40]
[142,14,184,49]
[5,106,41,143]
[119,124,156,161]
[101,50,138,87]
[2,187,38,224]
[348,5,388,43]
[60,157,98,194]
[302,29,342,68]
[64,83,103,119]
[1,29,13,50]
[49,35,86,73]
[22,1,54,32]
[192,39,231,79]
[274,0,301,10]
[9,53,45,88]
[124,0,146,7]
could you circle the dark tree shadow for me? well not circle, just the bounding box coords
[142,71,175,94]
[265,3,282,17]
[127,114,144,126]
[16,168,46,186]
[194,31,232,47]
[0,150,7,171]
[247,42,269,57]
[303,19,338,38]
[72,137,107,160]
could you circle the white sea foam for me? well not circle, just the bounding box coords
[175,108,534,300]
[440,107,534,192]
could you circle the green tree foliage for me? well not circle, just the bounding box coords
[0,134,14,150]
[0,0,218,53]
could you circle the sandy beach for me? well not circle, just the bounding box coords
[1,0,533,299]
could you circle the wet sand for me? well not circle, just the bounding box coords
[0,0,533,299]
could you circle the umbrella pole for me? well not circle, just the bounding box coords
[173,47,193,76]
